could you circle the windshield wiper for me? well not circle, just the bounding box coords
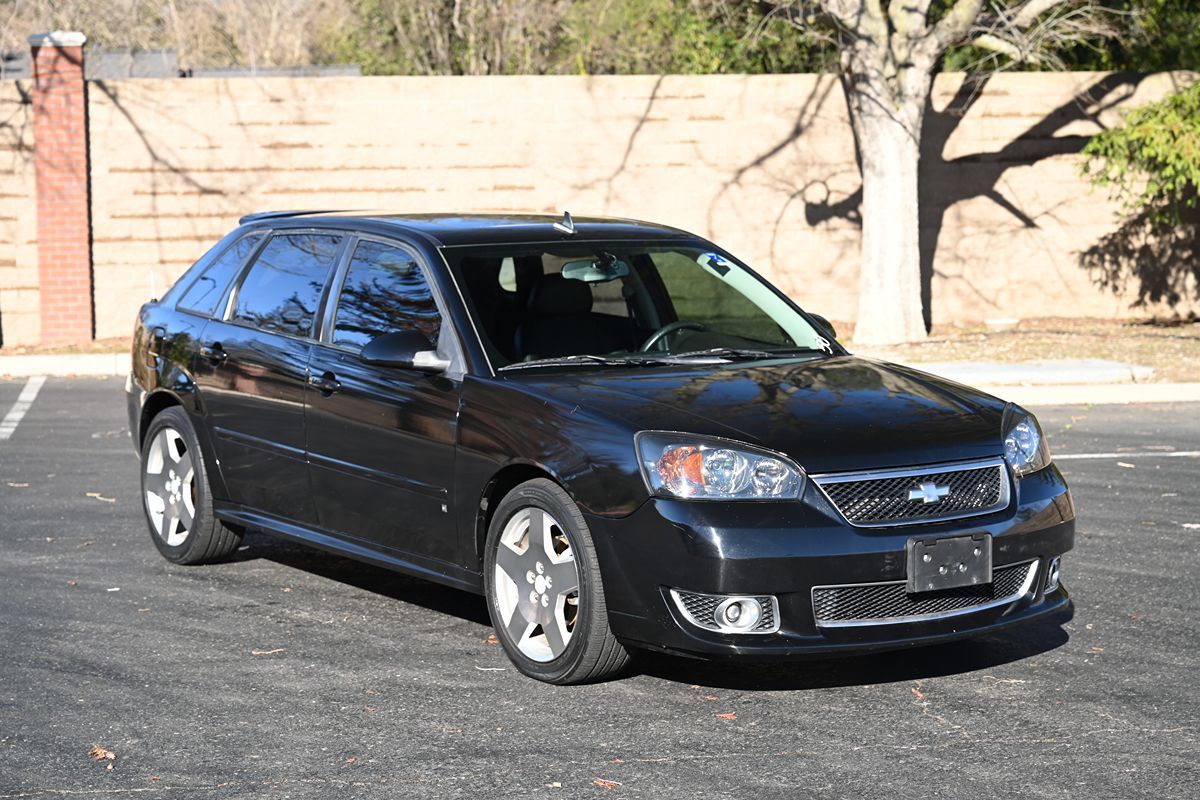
[659,346,832,363]
[498,354,674,371]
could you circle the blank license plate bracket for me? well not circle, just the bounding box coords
[906,533,992,594]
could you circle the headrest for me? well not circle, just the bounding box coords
[528,273,593,315]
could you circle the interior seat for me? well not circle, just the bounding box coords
[459,256,522,362]
[515,274,633,360]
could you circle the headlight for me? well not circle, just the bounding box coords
[636,432,805,500]
[1003,406,1052,477]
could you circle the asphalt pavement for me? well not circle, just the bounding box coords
[1,377,1197,798]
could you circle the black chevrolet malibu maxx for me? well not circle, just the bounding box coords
[127,211,1074,684]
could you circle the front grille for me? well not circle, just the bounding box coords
[669,590,778,634]
[812,561,1036,627]
[814,459,1008,526]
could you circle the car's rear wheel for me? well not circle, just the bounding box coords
[484,478,630,684]
[140,406,241,565]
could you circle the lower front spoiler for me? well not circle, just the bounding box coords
[613,587,1074,661]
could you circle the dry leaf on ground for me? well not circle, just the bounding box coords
[715,712,737,720]
[594,778,620,790]
[88,745,115,762]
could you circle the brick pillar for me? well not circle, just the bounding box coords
[29,31,93,345]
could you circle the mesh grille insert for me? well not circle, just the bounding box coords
[670,590,778,633]
[812,561,1035,626]
[815,462,1007,525]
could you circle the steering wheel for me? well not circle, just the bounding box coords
[640,320,709,352]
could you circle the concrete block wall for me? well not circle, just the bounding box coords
[84,71,1195,341]
[0,81,38,347]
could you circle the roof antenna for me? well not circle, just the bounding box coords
[553,210,576,235]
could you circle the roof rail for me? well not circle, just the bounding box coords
[238,210,340,225]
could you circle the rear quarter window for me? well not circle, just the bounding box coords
[176,233,264,316]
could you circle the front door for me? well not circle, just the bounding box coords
[193,231,345,523]
[305,238,461,566]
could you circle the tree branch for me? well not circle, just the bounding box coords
[1013,0,1072,29]
[930,0,985,51]
[969,32,1041,63]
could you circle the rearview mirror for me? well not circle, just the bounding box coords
[561,255,631,283]
[809,313,837,341]
[360,331,449,373]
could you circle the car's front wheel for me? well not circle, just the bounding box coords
[140,406,241,565]
[484,478,630,684]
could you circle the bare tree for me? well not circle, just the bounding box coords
[0,0,347,72]
[778,1,1118,344]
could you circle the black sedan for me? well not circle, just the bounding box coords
[127,212,1074,684]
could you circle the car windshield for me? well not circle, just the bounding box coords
[445,242,830,370]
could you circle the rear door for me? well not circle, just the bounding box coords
[193,231,345,523]
[305,237,462,564]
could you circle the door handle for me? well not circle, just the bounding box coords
[199,343,227,365]
[308,371,341,395]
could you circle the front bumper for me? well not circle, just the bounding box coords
[588,464,1075,659]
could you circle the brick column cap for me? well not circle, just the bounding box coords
[28,31,87,47]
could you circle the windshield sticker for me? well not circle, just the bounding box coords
[697,252,732,277]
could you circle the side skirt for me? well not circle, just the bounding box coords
[214,503,484,595]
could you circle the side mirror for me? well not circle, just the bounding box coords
[809,313,838,341]
[360,331,450,373]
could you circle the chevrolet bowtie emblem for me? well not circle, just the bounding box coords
[908,482,950,504]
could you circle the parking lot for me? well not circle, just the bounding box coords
[1,376,1197,798]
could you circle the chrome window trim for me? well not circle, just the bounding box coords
[812,560,1038,629]
[809,456,1011,528]
[668,589,782,635]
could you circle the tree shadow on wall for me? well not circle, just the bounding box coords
[798,72,1148,330]
[1080,205,1200,309]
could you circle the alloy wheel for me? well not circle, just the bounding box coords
[143,427,196,547]
[493,506,580,662]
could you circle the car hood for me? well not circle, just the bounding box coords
[512,355,1009,474]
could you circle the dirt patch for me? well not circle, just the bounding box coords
[0,337,130,356]
[844,317,1200,383]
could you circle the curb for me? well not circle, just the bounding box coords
[975,383,1200,407]
[913,359,1157,386]
[0,352,129,378]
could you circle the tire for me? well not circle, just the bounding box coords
[484,478,631,684]
[139,406,241,565]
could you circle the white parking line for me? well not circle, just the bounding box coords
[1056,451,1200,460]
[0,375,46,441]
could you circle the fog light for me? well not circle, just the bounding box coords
[668,589,780,634]
[1045,557,1062,594]
[714,597,761,631]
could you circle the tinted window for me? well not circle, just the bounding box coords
[177,234,264,316]
[232,234,341,337]
[650,250,792,346]
[332,241,441,350]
